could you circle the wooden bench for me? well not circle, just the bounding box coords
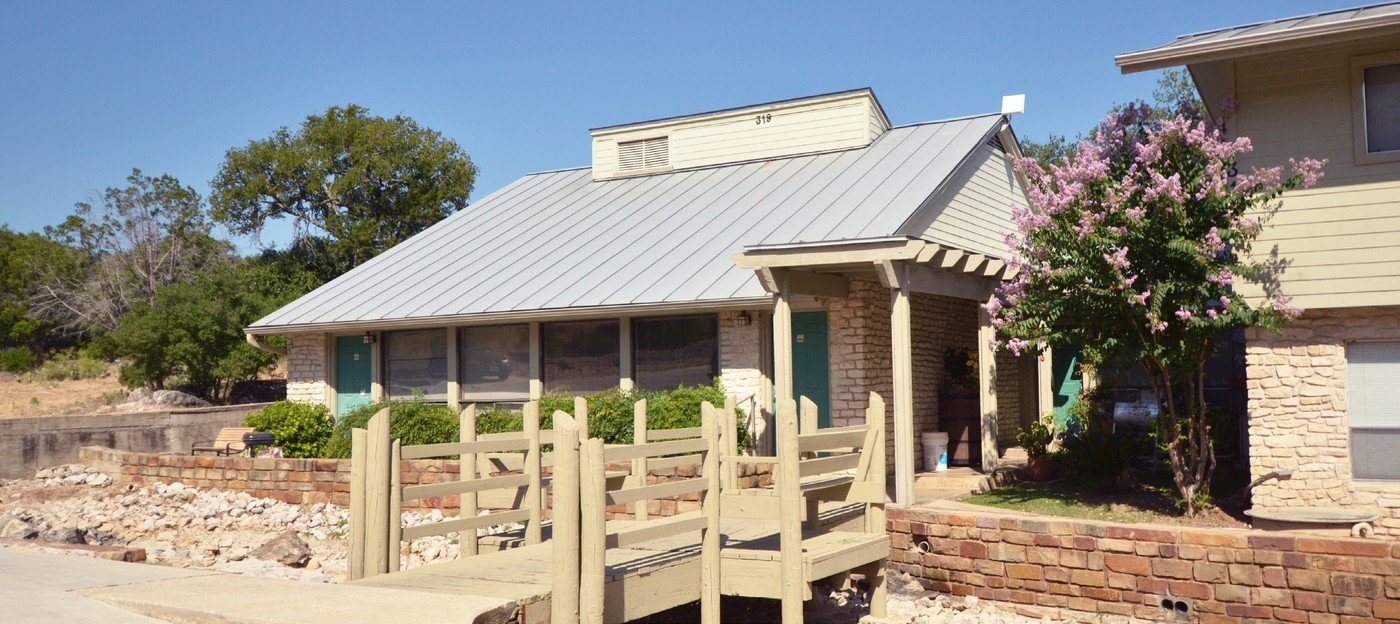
[191,427,254,456]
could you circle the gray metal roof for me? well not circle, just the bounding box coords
[250,113,1006,332]
[1117,2,1400,72]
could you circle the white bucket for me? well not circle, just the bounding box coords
[921,432,949,472]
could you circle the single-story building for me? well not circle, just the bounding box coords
[246,88,1053,504]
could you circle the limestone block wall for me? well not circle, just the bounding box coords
[829,276,895,464]
[286,333,328,405]
[718,309,766,446]
[1246,305,1400,537]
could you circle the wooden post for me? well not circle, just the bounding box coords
[890,269,915,505]
[619,317,633,392]
[865,392,888,618]
[348,427,367,581]
[447,327,461,412]
[389,439,402,573]
[799,396,820,529]
[551,412,582,624]
[575,396,589,439]
[460,404,479,557]
[633,399,649,521]
[723,396,739,490]
[774,274,793,404]
[776,398,804,624]
[1037,341,1054,420]
[978,296,1000,473]
[524,401,543,545]
[700,402,722,624]
[580,437,607,624]
[365,408,392,577]
[529,322,543,400]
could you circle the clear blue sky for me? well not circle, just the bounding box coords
[0,1,1361,250]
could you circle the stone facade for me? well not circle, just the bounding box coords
[889,504,1400,623]
[286,333,328,404]
[718,309,766,446]
[1246,305,1400,537]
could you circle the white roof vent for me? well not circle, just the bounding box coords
[618,136,670,172]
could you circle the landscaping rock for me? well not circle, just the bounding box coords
[246,530,312,567]
[0,513,38,540]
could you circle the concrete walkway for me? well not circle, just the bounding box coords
[0,547,212,623]
[0,548,517,624]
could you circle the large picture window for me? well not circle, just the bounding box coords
[384,329,448,401]
[543,320,619,393]
[460,324,530,402]
[1353,52,1400,163]
[634,315,718,390]
[1348,341,1400,480]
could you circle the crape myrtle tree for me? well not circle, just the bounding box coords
[986,103,1325,515]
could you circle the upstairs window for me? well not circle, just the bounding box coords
[1353,52,1400,163]
[1348,341,1400,480]
[617,136,669,172]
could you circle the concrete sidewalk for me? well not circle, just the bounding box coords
[0,547,213,623]
[1,548,517,624]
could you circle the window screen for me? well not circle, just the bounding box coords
[385,329,448,401]
[1348,341,1400,480]
[461,324,530,402]
[634,315,718,390]
[543,320,619,393]
[1364,63,1400,154]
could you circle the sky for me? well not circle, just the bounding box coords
[0,1,1366,251]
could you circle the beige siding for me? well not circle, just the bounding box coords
[1224,39,1400,308]
[592,91,888,180]
[899,144,1019,258]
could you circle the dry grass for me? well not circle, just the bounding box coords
[0,370,126,419]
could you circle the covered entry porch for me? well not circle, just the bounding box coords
[736,237,1054,506]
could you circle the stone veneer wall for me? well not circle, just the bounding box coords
[286,333,328,405]
[1246,305,1400,538]
[889,505,1400,623]
[718,309,767,448]
[829,276,1024,469]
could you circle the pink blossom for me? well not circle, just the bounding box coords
[1130,290,1151,306]
[1219,295,1231,308]
[1207,309,1219,320]
[1104,247,1130,271]
[1291,157,1327,188]
[1202,227,1225,254]
[1207,270,1235,286]
[1175,309,1193,321]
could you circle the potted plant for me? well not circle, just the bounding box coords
[1017,413,1057,481]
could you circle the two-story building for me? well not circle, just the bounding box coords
[1119,3,1400,535]
[246,89,1051,505]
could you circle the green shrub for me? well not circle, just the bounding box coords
[1016,414,1057,459]
[244,401,334,458]
[21,355,110,382]
[323,397,459,458]
[0,346,37,374]
[1060,428,1151,486]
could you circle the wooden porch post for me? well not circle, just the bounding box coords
[1037,341,1054,420]
[889,268,915,506]
[977,296,1000,473]
[773,274,793,404]
[619,317,634,392]
[446,327,461,413]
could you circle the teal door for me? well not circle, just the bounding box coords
[791,311,830,429]
[1051,343,1082,425]
[336,336,373,417]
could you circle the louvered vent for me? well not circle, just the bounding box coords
[617,136,670,171]
[987,135,1005,152]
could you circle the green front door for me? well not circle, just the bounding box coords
[336,335,373,417]
[1051,343,1082,425]
[791,311,830,429]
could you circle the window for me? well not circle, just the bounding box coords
[460,324,530,402]
[1352,52,1400,163]
[634,315,718,390]
[543,320,619,393]
[384,329,448,401]
[1348,341,1400,480]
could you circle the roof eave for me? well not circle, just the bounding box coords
[1116,15,1400,73]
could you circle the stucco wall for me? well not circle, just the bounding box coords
[286,332,327,404]
[1246,305,1400,538]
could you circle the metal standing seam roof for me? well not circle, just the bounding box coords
[249,113,1008,333]
[1116,2,1400,72]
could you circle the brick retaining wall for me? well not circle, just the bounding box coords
[77,447,769,519]
[889,505,1400,623]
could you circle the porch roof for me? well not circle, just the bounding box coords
[249,113,1012,334]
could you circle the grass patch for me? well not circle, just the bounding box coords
[961,473,1249,528]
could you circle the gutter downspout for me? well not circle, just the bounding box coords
[245,333,287,357]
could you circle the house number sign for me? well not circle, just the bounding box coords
[796,334,805,343]
[755,113,773,125]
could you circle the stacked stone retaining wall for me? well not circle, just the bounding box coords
[889,505,1400,623]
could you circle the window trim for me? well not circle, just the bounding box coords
[1351,50,1400,165]
[1347,339,1400,482]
